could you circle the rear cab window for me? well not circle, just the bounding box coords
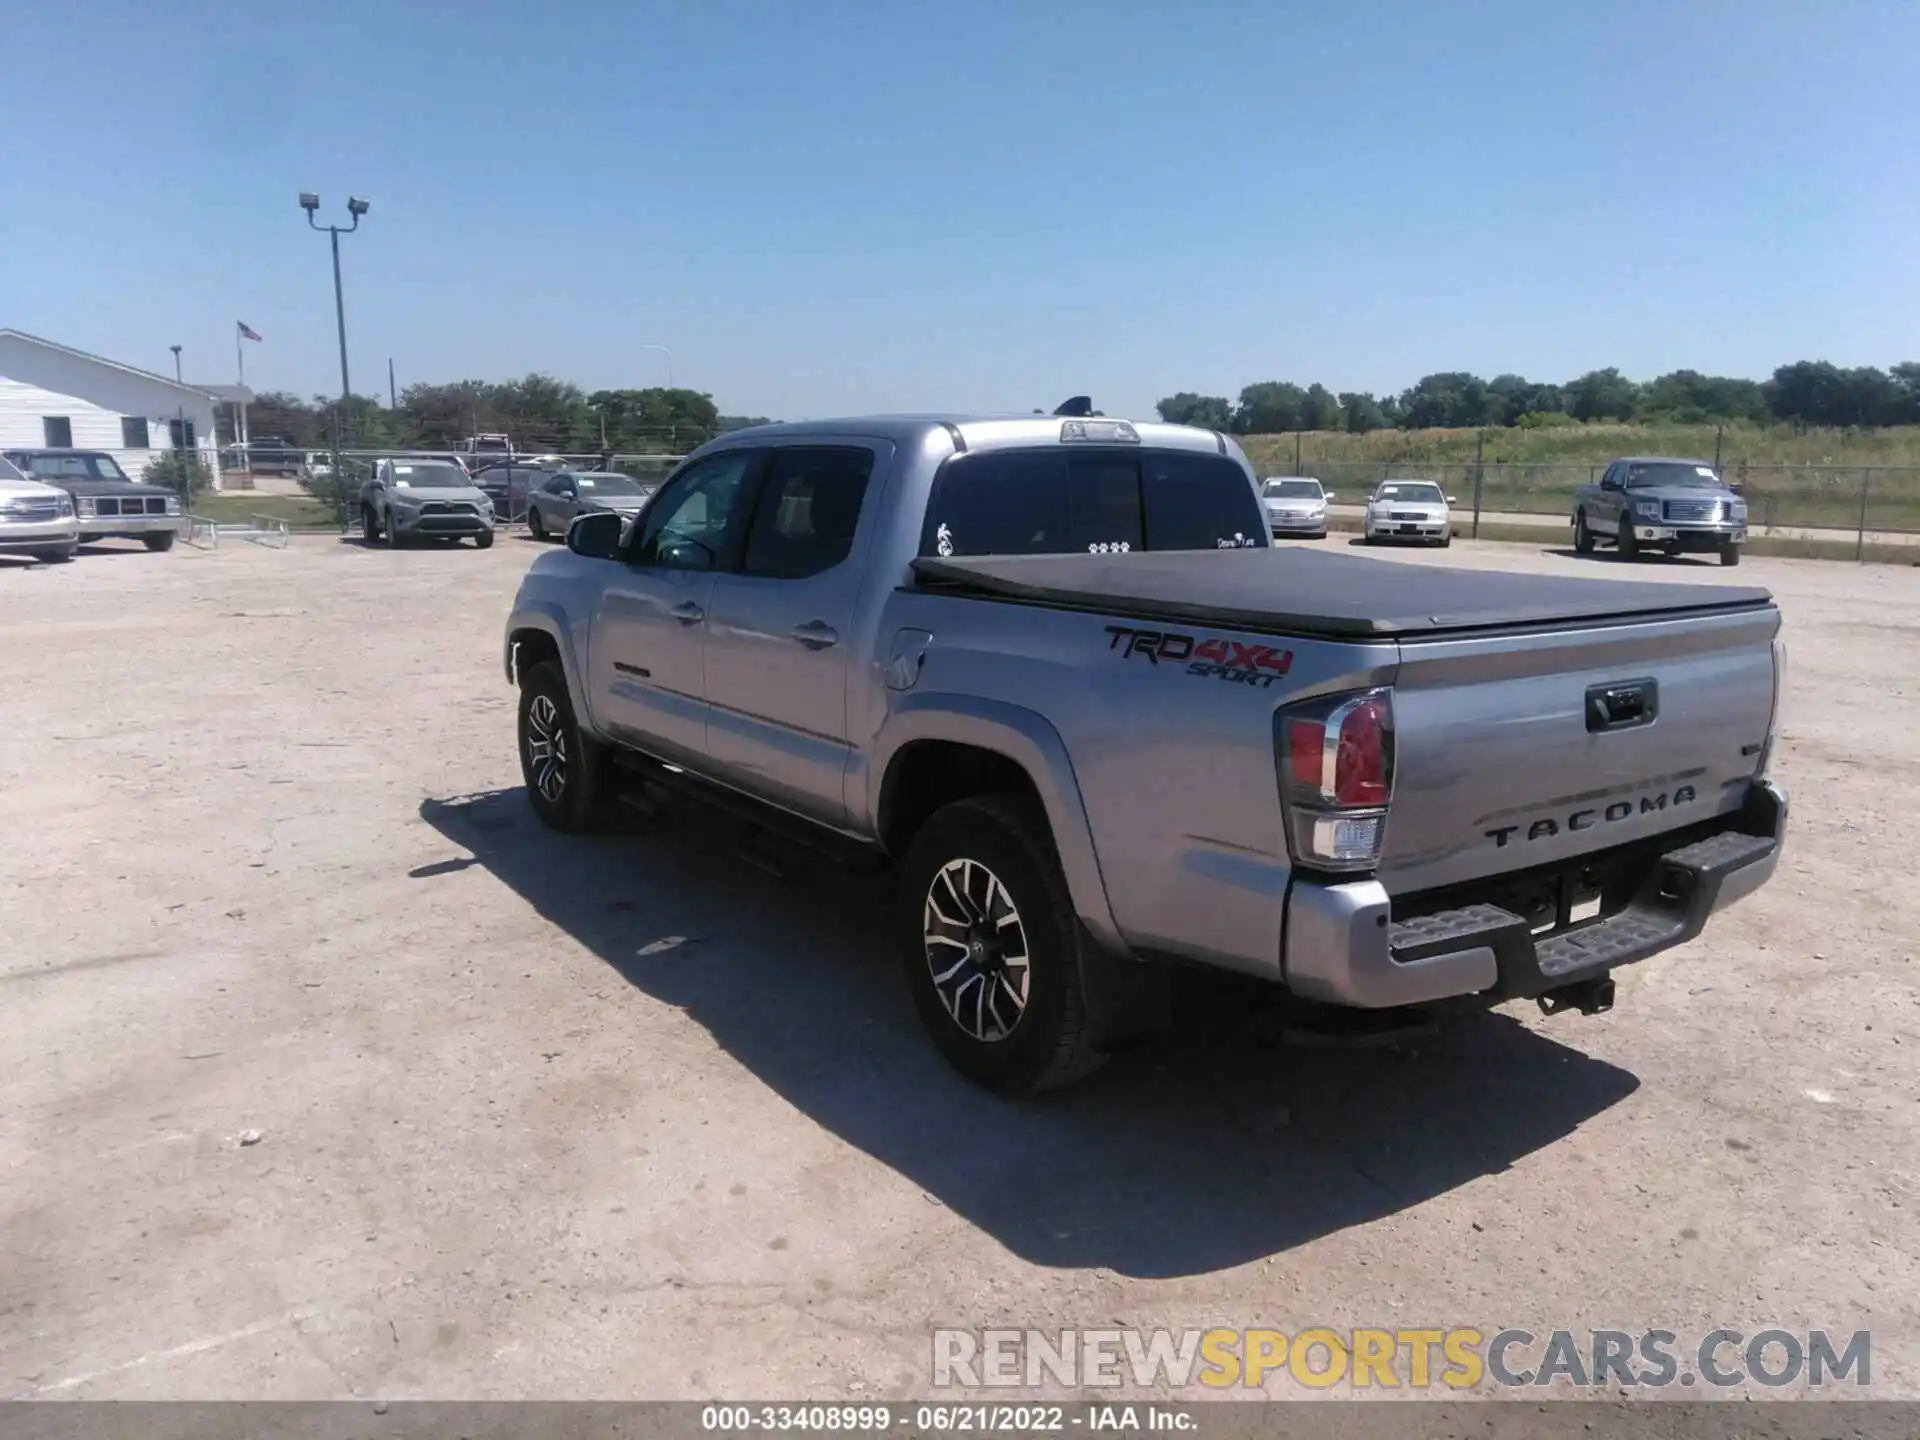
[920,447,1265,558]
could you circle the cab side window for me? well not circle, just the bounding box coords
[740,447,876,579]
[627,451,760,571]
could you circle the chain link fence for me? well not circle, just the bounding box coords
[1299,461,1920,554]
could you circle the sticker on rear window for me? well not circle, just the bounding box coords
[1216,532,1258,548]
[1089,541,1130,554]
[935,522,955,557]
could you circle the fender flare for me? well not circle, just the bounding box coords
[869,693,1127,956]
[504,602,594,730]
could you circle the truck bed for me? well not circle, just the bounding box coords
[910,549,1773,641]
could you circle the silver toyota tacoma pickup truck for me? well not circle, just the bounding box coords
[504,415,1787,1093]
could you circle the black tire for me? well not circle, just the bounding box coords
[1574,510,1595,554]
[897,795,1105,1096]
[385,510,404,549]
[142,532,176,553]
[1618,522,1639,560]
[474,528,495,549]
[32,544,75,565]
[528,506,547,541]
[517,660,603,832]
[1720,543,1741,567]
[361,505,379,544]
[1438,532,1452,548]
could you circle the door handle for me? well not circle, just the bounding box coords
[670,601,705,625]
[790,620,839,650]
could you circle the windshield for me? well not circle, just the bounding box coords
[0,456,28,482]
[1623,462,1723,490]
[1374,481,1444,504]
[1264,480,1322,500]
[19,453,131,482]
[573,473,645,495]
[388,464,471,489]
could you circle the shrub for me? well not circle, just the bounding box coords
[141,450,216,507]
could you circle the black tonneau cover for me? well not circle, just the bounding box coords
[909,550,1774,641]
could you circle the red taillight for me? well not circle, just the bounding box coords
[1277,688,1395,873]
[1288,719,1325,790]
[1334,697,1390,806]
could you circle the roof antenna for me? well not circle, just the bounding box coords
[1053,395,1094,418]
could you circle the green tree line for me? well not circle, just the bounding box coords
[1158,361,1920,435]
[233,373,771,454]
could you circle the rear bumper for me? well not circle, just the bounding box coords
[1283,780,1787,1009]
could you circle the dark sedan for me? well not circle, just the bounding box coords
[2,449,184,551]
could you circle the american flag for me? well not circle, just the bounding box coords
[238,321,262,342]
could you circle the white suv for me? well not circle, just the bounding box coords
[0,454,79,565]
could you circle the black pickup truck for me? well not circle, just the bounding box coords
[3,449,184,551]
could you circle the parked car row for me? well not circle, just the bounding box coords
[1261,454,1747,566]
[0,449,184,564]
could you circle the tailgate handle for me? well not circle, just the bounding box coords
[1586,678,1658,733]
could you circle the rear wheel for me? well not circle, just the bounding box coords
[1573,510,1595,554]
[518,660,603,832]
[1720,543,1741,567]
[897,795,1104,1095]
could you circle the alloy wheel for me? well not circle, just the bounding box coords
[923,858,1031,1042]
[525,694,569,803]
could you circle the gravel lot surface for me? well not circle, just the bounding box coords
[2,532,1915,1402]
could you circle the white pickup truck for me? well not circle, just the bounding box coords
[504,415,1787,1093]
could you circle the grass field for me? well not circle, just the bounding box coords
[195,493,340,529]
[1239,422,1920,534]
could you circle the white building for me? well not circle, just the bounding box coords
[0,329,223,487]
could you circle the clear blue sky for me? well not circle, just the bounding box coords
[3,0,1914,419]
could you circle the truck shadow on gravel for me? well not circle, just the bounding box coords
[421,787,1640,1279]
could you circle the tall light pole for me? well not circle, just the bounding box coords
[300,191,369,523]
[639,344,674,388]
[169,344,182,382]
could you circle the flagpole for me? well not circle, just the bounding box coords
[235,323,250,452]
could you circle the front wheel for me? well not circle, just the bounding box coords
[1438,532,1452,548]
[474,528,496,549]
[517,660,603,832]
[361,505,379,544]
[32,544,75,564]
[528,507,547,541]
[1618,523,1639,560]
[1720,543,1741,567]
[897,795,1104,1095]
[143,532,176,553]
[385,511,404,548]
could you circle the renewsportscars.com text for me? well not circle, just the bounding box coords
[932,1327,1870,1393]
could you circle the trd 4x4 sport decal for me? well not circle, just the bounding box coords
[1105,625,1294,689]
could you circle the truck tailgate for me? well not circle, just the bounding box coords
[1381,605,1780,896]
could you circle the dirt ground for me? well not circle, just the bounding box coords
[2,531,1915,1402]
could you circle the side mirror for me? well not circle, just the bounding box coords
[1446,495,1459,506]
[1324,492,1337,501]
[567,510,623,560]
